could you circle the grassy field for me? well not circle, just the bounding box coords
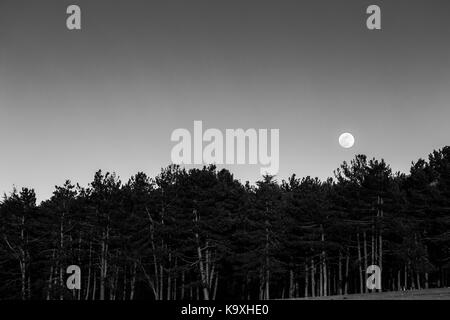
[296,287,450,300]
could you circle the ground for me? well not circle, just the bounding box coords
[295,287,450,300]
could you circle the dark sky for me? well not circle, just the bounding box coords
[1,0,450,201]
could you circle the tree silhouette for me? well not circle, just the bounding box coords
[1,147,450,300]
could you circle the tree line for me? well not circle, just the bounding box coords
[1,146,449,300]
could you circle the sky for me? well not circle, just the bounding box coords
[1,0,450,202]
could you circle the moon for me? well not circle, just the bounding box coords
[339,132,355,148]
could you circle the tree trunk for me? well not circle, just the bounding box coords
[289,269,294,298]
[167,252,172,300]
[304,262,309,298]
[363,231,368,293]
[92,271,97,300]
[379,196,383,274]
[85,242,92,300]
[416,272,421,290]
[344,251,349,295]
[357,233,363,294]
[100,222,110,300]
[265,219,270,300]
[193,209,209,300]
[181,271,185,300]
[213,272,219,300]
[371,228,375,266]
[319,260,323,297]
[311,258,315,298]
[59,212,65,300]
[130,261,136,300]
[47,249,55,300]
[404,264,408,290]
[321,228,327,297]
[122,266,127,300]
[338,251,343,295]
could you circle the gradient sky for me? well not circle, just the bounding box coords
[1,0,450,202]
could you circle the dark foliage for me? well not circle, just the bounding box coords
[1,147,450,300]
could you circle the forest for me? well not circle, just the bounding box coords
[0,147,449,300]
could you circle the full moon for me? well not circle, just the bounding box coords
[339,132,355,148]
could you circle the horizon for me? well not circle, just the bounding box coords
[3,144,447,204]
